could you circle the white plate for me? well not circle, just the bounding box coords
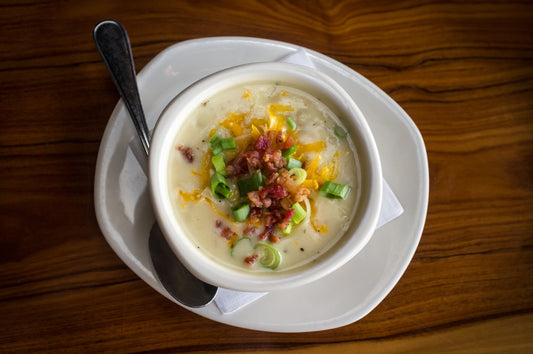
[94,37,429,333]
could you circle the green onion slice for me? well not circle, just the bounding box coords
[286,117,296,130]
[210,172,231,199]
[286,157,302,170]
[237,171,263,197]
[289,167,306,185]
[209,133,223,155]
[209,133,236,154]
[319,181,351,199]
[281,221,293,235]
[254,242,281,269]
[211,154,227,176]
[291,202,307,224]
[231,237,253,257]
[282,145,297,158]
[220,137,236,151]
[231,202,250,222]
[334,125,347,138]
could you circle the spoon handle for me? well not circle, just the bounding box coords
[93,20,151,156]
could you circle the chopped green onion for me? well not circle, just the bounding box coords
[289,167,306,185]
[281,221,293,235]
[231,202,250,222]
[320,181,351,199]
[209,133,236,154]
[291,202,307,224]
[237,171,263,197]
[210,172,231,199]
[209,133,220,145]
[286,157,302,170]
[209,133,223,155]
[254,242,281,269]
[334,125,347,138]
[231,237,252,257]
[286,117,296,130]
[220,137,236,151]
[282,145,297,158]
[211,154,227,176]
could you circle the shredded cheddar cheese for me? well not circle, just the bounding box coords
[268,104,293,131]
[297,141,326,155]
[219,113,246,137]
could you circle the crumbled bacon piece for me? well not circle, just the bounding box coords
[275,131,284,144]
[215,220,237,240]
[269,234,280,243]
[255,135,271,151]
[244,254,258,265]
[248,191,262,208]
[280,196,294,210]
[265,172,279,185]
[177,145,194,163]
[265,210,283,227]
[263,149,286,170]
[278,209,295,230]
[294,186,311,202]
[226,153,247,176]
[259,225,275,240]
[260,183,288,200]
[249,207,263,223]
[245,150,263,169]
[243,226,257,236]
[220,227,236,240]
[282,136,295,149]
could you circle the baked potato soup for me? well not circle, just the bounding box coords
[168,83,360,272]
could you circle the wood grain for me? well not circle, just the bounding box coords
[1,0,532,352]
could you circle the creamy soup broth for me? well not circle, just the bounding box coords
[168,83,360,272]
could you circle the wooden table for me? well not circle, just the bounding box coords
[1,0,532,352]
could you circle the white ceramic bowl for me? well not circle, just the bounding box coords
[149,62,382,292]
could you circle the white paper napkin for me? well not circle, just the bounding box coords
[127,48,404,314]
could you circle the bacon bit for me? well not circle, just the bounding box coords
[243,226,257,236]
[278,170,299,194]
[263,149,286,170]
[282,136,295,149]
[215,220,237,240]
[269,197,282,211]
[269,234,280,243]
[244,150,262,169]
[259,225,274,240]
[244,254,258,265]
[294,186,311,202]
[177,145,194,163]
[247,191,263,208]
[226,153,248,176]
[255,135,271,151]
[278,209,296,230]
[265,172,279,185]
[280,196,294,210]
[249,207,263,223]
[261,183,288,200]
[275,130,284,145]
[265,210,282,227]
[220,227,237,240]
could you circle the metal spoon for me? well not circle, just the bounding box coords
[93,19,218,307]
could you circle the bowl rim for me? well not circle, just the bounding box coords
[149,61,383,292]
